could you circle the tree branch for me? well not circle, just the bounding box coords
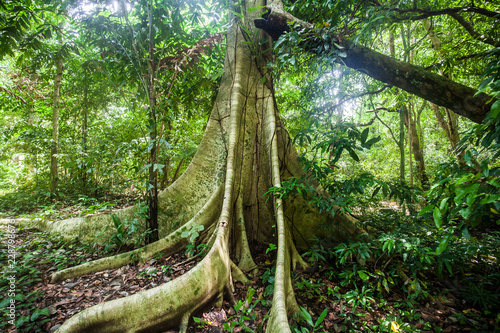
[0,86,28,103]
[366,106,399,113]
[447,12,499,47]
[254,8,495,123]
[374,111,400,146]
[357,114,376,126]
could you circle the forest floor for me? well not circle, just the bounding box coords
[1,199,499,333]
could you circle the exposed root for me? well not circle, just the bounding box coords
[51,184,223,283]
[230,259,249,284]
[54,14,247,331]
[289,233,308,271]
[45,206,141,242]
[179,311,192,333]
[0,218,43,230]
[225,281,237,305]
[265,89,296,333]
[55,233,231,333]
[235,195,258,272]
[266,203,296,333]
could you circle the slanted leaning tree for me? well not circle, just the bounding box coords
[44,1,496,332]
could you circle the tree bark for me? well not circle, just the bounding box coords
[405,104,430,190]
[399,107,406,182]
[254,8,495,124]
[50,59,63,197]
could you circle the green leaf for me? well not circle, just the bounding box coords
[432,177,453,189]
[433,207,443,228]
[382,278,390,292]
[153,163,165,174]
[315,308,328,327]
[464,150,473,166]
[461,227,470,240]
[444,260,453,276]
[490,99,500,119]
[248,5,266,13]
[229,10,244,19]
[480,194,500,204]
[30,308,50,321]
[360,128,369,144]
[16,316,30,327]
[439,198,449,211]
[436,234,452,255]
[454,188,468,203]
[111,214,122,231]
[358,271,369,281]
[300,306,313,326]
[160,138,171,149]
[460,207,471,219]
[247,287,256,302]
[487,179,500,188]
[364,136,381,147]
[418,205,434,216]
[347,147,359,162]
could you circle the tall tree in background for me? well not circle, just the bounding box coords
[145,0,159,242]
[0,0,70,196]
[40,40,76,197]
[49,57,63,196]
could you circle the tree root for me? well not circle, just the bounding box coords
[45,206,141,242]
[55,230,231,333]
[51,184,223,283]
[235,195,258,272]
[179,311,192,333]
[264,89,298,333]
[230,259,249,284]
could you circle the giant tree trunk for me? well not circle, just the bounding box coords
[48,1,363,332]
[50,59,63,197]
